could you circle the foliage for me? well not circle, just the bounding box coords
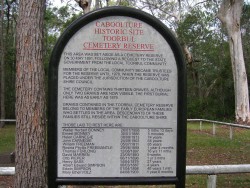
[44,5,82,65]
[176,4,235,120]
[1,1,83,119]
[242,4,250,85]
[109,0,130,7]
[127,0,240,120]
[1,0,18,119]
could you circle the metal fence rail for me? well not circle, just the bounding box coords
[1,118,249,128]
[187,164,250,188]
[0,167,15,175]
[186,164,250,174]
[187,118,250,140]
[187,119,250,129]
[0,119,16,122]
[1,165,250,188]
[2,164,250,175]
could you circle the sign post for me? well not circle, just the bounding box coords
[48,7,186,187]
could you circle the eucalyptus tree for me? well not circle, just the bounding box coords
[175,3,236,119]
[74,0,130,11]
[128,0,250,122]
[218,0,250,124]
[129,0,225,117]
[75,0,92,12]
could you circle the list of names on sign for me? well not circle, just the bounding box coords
[57,16,177,177]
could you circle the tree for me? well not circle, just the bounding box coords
[75,0,92,13]
[15,0,47,187]
[218,0,250,124]
[130,0,250,121]
[174,2,235,120]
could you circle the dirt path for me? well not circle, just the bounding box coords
[0,176,13,188]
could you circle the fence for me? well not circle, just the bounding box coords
[0,119,16,122]
[1,165,250,188]
[1,119,250,187]
[3,118,250,137]
[187,119,250,140]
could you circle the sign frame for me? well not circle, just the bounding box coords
[48,6,186,188]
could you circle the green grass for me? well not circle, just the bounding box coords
[217,174,250,187]
[186,122,250,187]
[0,123,250,187]
[0,124,15,153]
[185,175,207,188]
[187,123,250,165]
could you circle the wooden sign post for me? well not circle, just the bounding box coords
[48,7,186,187]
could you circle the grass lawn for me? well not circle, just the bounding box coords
[0,123,249,187]
[0,124,15,154]
[187,123,250,165]
[186,122,250,187]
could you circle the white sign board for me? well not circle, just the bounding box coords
[56,16,178,178]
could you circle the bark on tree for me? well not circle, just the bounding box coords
[15,0,47,187]
[218,0,250,124]
[0,0,5,128]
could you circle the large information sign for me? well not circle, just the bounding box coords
[48,7,186,188]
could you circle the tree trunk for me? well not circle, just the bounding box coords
[0,0,5,128]
[75,0,92,13]
[218,0,250,124]
[95,0,100,9]
[15,0,47,187]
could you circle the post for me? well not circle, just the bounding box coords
[200,120,202,131]
[212,123,216,136]
[230,126,233,140]
[207,174,217,188]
